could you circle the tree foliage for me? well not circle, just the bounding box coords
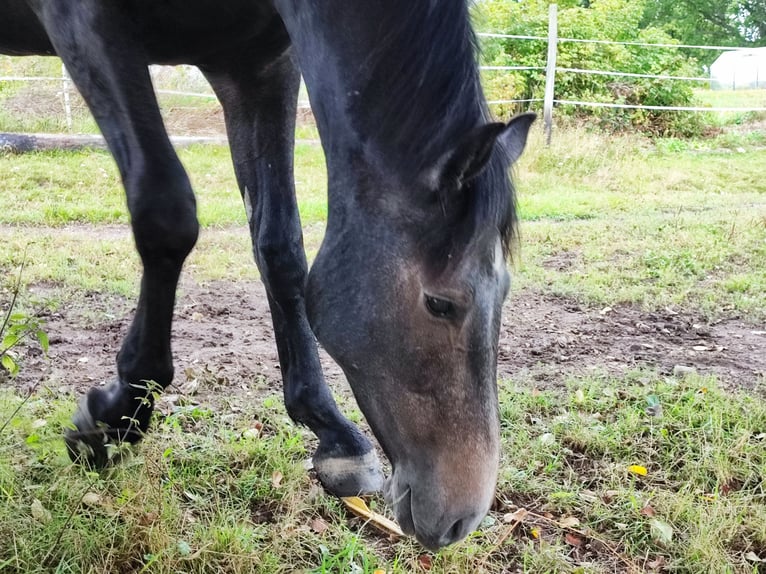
[642,0,765,64]
[475,0,706,135]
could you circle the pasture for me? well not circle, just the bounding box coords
[1,123,765,573]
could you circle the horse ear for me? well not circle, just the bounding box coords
[436,122,507,191]
[498,112,536,166]
[434,112,536,191]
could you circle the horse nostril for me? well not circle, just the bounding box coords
[440,517,469,547]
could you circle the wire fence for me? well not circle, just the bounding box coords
[476,5,766,142]
[1,5,765,143]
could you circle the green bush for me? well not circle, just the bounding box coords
[475,0,705,136]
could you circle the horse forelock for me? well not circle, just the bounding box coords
[357,0,517,261]
[360,1,478,168]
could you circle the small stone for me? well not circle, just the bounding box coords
[31,499,52,523]
[81,492,102,507]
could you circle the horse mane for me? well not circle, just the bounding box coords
[355,0,518,258]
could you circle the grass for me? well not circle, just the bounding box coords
[1,91,765,571]
[511,126,766,319]
[694,89,766,110]
[495,372,766,572]
[0,144,327,228]
[0,372,764,573]
[5,115,763,319]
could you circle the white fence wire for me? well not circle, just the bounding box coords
[476,5,766,142]
[1,4,764,142]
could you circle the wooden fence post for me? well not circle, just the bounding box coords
[543,3,558,145]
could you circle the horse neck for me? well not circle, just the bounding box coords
[277,0,485,185]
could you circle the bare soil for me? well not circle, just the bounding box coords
[10,278,765,407]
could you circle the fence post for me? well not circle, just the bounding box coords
[61,63,73,132]
[543,3,558,145]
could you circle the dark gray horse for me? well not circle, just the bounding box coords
[1,0,533,549]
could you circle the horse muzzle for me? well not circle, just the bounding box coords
[384,459,497,550]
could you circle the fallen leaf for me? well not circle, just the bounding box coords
[503,508,529,523]
[539,432,555,446]
[31,499,51,523]
[183,490,200,503]
[139,511,159,526]
[81,492,103,507]
[271,470,283,488]
[649,518,673,545]
[373,570,387,574]
[745,551,764,562]
[601,490,620,504]
[180,378,199,395]
[163,394,179,405]
[341,496,404,537]
[579,490,599,504]
[574,389,585,404]
[31,419,47,429]
[530,527,541,539]
[183,509,197,523]
[417,554,433,570]
[628,465,648,476]
[310,517,329,534]
[647,556,666,570]
[640,504,656,517]
[559,516,580,528]
[564,532,583,547]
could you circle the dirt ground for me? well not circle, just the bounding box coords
[10,278,765,410]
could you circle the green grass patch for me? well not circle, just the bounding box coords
[3,123,765,318]
[494,372,766,572]
[695,89,766,109]
[0,143,327,228]
[1,373,764,572]
[4,52,766,574]
[512,127,766,319]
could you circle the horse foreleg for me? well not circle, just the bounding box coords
[33,1,199,466]
[203,46,384,496]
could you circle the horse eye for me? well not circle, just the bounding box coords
[425,295,455,318]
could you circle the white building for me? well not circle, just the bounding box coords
[710,47,766,90]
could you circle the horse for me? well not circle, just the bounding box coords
[1,0,534,550]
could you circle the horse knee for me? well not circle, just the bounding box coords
[128,165,199,265]
[255,231,307,294]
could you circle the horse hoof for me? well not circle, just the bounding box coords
[313,449,385,497]
[64,397,110,469]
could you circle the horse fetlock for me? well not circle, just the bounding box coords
[313,441,385,497]
[65,380,154,468]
